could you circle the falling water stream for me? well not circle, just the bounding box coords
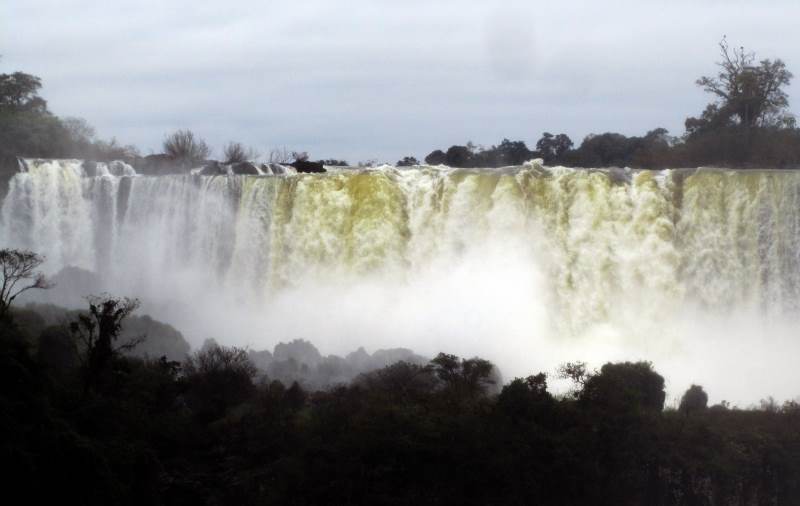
[4,158,800,403]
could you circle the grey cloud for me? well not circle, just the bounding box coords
[2,0,799,162]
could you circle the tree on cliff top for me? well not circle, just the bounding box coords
[163,129,211,164]
[223,141,258,163]
[536,132,573,164]
[396,156,419,166]
[0,71,47,113]
[687,37,794,135]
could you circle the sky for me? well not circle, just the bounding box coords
[3,0,800,163]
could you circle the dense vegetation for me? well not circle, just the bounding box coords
[3,39,800,175]
[1,249,799,505]
[0,68,138,173]
[421,39,800,169]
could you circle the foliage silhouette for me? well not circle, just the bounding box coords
[0,249,51,322]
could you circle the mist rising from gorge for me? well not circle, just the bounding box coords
[5,158,800,405]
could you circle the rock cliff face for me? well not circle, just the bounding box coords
[133,154,186,175]
[229,161,260,175]
[9,155,321,179]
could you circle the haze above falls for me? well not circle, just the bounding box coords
[4,158,800,405]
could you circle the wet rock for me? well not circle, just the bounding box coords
[607,167,632,185]
[229,161,260,175]
[268,163,297,175]
[197,160,225,176]
[132,154,184,175]
[82,160,98,177]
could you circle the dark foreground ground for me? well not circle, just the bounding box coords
[3,305,800,506]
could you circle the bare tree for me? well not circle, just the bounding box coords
[182,342,257,419]
[268,146,293,164]
[0,249,52,321]
[92,137,140,160]
[223,141,258,163]
[163,129,211,163]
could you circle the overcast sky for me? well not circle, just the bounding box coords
[3,0,799,163]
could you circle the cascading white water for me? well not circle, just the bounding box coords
[4,158,800,404]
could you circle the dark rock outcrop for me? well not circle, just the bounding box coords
[265,163,296,175]
[82,160,99,177]
[291,160,326,173]
[122,314,191,361]
[274,339,323,367]
[30,266,104,308]
[248,339,432,391]
[229,161,260,175]
[197,160,225,176]
[132,154,184,175]
[247,349,274,371]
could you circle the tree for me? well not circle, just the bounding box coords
[679,384,708,415]
[37,325,77,375]
[497,373,554,422]
[0,62,142,168]
[689,37,794,133]
[424,149,447,165]
[0,68,71,168]
[444,145,473,167]
[61,116,96,145]
[571,132,636,167]
[536,132,573,164]
[182,342,257,420]
[356,361,438,402]
[70,295,141,390]
[580,361,666,413]
[490,138,534,166]
[162,129,211,164]
[429,352,496,398]
[557,361,589,397]
[318,159,348,166]
[629,128,675,168]
[284,381,306,411]
[0,249,51,322]
[223,141,257,163]
[396,156,419,167]
[0,71,47,113]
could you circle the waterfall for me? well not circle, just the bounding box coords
[4,158,800,402]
